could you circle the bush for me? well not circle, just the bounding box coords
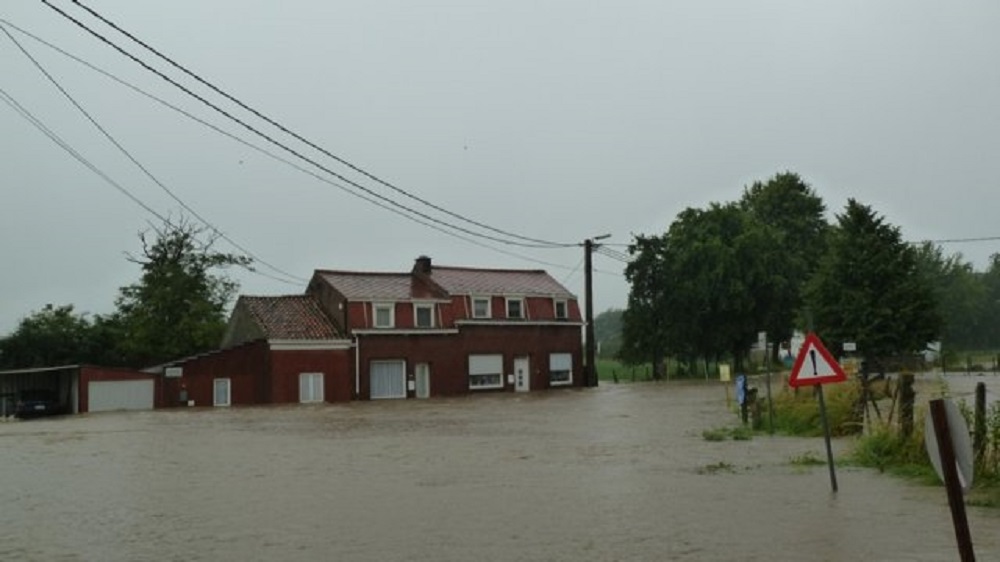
[770,381,863,437]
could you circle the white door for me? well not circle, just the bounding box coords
[213,378,231,407]
[87,380,154,413]
[299,372,324,403]
[415,363,430,399]
[514,357,530,392]
[370,360,406,399]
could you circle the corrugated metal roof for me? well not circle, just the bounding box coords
[239,295,340,339]
[428,266,575,297]
[316,271,448,300]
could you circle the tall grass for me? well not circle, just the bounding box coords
[769,381,863,437]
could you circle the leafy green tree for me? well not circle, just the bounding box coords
[913,244,987,350]
[740,172,828,358]
[980,254,1000,349]
[115,219,251,367]
[624,203,784,374]
[622,235,669,376]
[803,199,941,361]
[0,304,96,368]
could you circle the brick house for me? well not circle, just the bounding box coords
[158,256,584,406]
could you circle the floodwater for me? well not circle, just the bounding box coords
[2,379,998,561]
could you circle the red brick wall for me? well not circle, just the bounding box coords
[269,349,352,403]
[356,324,583,398]
[163,341,269,408]
[78,367,161,413]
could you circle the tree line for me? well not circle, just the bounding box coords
[0,219,250,370]
[617,172,999,376]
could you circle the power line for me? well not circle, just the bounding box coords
[1,20,586,279]
[917,236,1000,245]
[0,87,300,286]
[44,0,576,250]
[0,86,169,222]
[1,22,305,285]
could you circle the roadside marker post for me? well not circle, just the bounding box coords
[789,332,848,493]
[926,398,976,562]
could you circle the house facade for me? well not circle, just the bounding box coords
[158,256,584,406]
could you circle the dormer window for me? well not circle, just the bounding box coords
[554,299,568,320]
[472,296,491,319]
[373,303,394,328]
[506,297,524,319]
[414,303,434,328]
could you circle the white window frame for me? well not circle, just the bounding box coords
[299,372,324,403]
[472,296,492,319]
[414,303,435,328]
[549,353,573,386]
[506,297,525,319]
[468,354,504,390]
[373,302,395,328]
[213,377,231,407]
[554,299,568,320]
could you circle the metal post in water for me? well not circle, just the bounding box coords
[812,349,838,493]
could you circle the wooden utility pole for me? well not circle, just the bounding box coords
[584,235,609,387]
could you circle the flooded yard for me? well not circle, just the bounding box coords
[2,380,997,561]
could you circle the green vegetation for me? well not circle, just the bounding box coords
[0,218,250,369]
[769,381,863,437]
[788,451,825,466]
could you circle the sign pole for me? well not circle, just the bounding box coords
[810,349,838,493]
[929,399,976,562]
[816,383,838,493]
[788,332,848,493]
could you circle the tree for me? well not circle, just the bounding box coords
[913,243,986,350]
[740,172,828,359]
[623,203,784,374]
[114,219,251,367]
[0,304,96,368]
[803,199,940,362]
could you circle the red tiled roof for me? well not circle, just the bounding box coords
[239,295,340,339]
[428,266,575,297]
[316,271,448,300]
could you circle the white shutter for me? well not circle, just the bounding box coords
[549,353,572,371]
[469,354,503,375]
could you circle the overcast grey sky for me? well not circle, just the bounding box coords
[2,0,999,335]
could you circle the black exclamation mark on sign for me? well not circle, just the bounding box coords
[810,349,818,377]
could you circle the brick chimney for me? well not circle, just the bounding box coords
[414,255,432,275]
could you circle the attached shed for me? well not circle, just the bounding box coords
[155,295,354,408]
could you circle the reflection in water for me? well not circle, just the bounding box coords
[1,381,997,561]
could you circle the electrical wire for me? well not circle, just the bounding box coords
[66,0,573,249]
[1,85,168,223]
[1,23,305,284]
[43,0,576,250]
[1,19,588,279]
[1,86,302,286]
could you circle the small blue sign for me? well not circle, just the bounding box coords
[735,374,746,405]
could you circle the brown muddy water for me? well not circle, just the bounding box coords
[2,379,998,561]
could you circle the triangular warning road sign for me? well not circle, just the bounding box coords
[788,332,848,387]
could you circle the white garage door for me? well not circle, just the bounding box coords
[88,380,155,412]
[370,360,406,400]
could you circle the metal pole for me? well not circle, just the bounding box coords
[816,384,838,493]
